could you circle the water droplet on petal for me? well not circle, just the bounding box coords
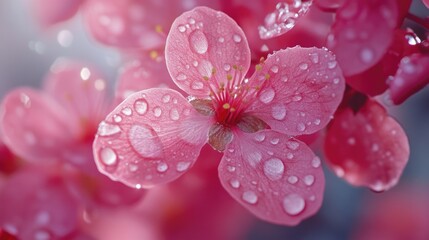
[162,94,171,103]
[297,123,306,132]
[218,37,225,43]
[223,64,231,71]
[176,73,187,81]
[254,133,266,142]
[263,158,284,181]
[227,165,236,172]
[97,121,121,137]
[122,107,132,116]
[270,138,280,145]
[129,125,163,158]
[178,25,186,33]
[259,88,275,104]
[270,65,279,73]
[312,156,321,168]
[230,179,240,188]
[303,175,315,186]
[288,175,298,184]
[299,63,308,70]
[128,163,138,172]
[245,151,263,167]
[153,107,162,117]
[360,47,374,63]
[177,161,191,172]
[310,53,319,63]
[169,108,180,121]
[242,191,258,204]
[113,114,122,123]
[191,81,204,90]
[314,118,321,125]
[286,141,299,150]
[100,147,117,166]
[328,61,337,69]
[281,75,289,82]
[134,99,148,115]
[272,103,286,120]
[292,94,302,102]
[189,30,208,54]
[283,194,305,215]
[157,162,168,173]
[347,137,356,145]
[80,67,91,81]
[287,153,294,159]
[233,34,242,43]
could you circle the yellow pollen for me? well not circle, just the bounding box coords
[223,103,231,109]
[150,50,158,60]
[155,25,163,34]
[259,57,265,63]
[211,68,217,76]
[232,65,238,70]
[227,74,232,81]
[265,73,271,80]
[255,64,262,71]
[230,107,236,112]
[203,76,209,81]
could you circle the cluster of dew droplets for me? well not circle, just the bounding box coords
[258,1,312,39]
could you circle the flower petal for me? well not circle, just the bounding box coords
[324,99,409,192]
[246,47,345,136]
[219,130,324,226]
[44,59,110,138]
[31,0,83,27]
[388,54,429,105]
[165,6,251,97]
[327,0,398,76]
[0,88,79,163]
[93,88,211,188]
[0,167,79,239]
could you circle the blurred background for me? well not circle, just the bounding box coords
[0,0,428,239]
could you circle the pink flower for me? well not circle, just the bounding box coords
[93,7,344,225]
[324,91,409,192]
[31,0,85,28]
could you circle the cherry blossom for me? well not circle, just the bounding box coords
[324,93,409,192]
[30,0,85,27]
[93,7,345,225]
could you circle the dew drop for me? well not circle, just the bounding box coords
[254,133,266,142]
[259,88,275,104]
[283,194,305,215]
[333,78,340,84]
[129,125,163,158]
[328,61,337,69]
[309,53,319,63]
[134,99,148,115]
[299,63,308,70]
[223,63,231,71]
[192,60,199,67]
[227,165,236,172]
[288,175,298,184]
[245,151,263,167]
[292,94,302,102]
[360,48,374,63]
[287,153,294,159]
[286,141,299,150]
[303,175,315,186]
[297,123,306,132]
[153,107,162,117]
[128,163,138,172]
[233,34,242,43]
[176,73,187,81]
[97,121,121,137]
[157,162,168,173]
[272,104,286,120]
[281,75,289,82]
[80,67,91,81]
[218,37,225,43]
[162,94,171,103]
[230,179,240,189]
[347,137,356,145]
[191,81,204,90]
[270,65,279,73]
[270,138,280,145]
[242,191,258,204]
[113,114,122,123]
[100,147,117,166]
[121,107,132,116]
[312,156,321,168]
[314,118,321,125]
[169,108,180,121]
[189,30,208,54]
[263,158,285,181]
[178,24,186,32]
[177,161,191,172]
[334,166,345,177]
[371,143,380,152]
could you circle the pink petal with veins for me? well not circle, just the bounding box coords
[0,167,78,239]
[388,54,429,104]
[93,88,212,188]
[0,88,79,164]
[327,0,398,76]
[219,130,324,225]
[165,6,251,97]
[246,47,345,136]
[324,99,409,192]
[31,0,84,27]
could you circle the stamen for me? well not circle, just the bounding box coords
[155,24,163,34]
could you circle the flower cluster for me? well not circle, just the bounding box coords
[0,0,428,239]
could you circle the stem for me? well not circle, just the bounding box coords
[407,13,429,30]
